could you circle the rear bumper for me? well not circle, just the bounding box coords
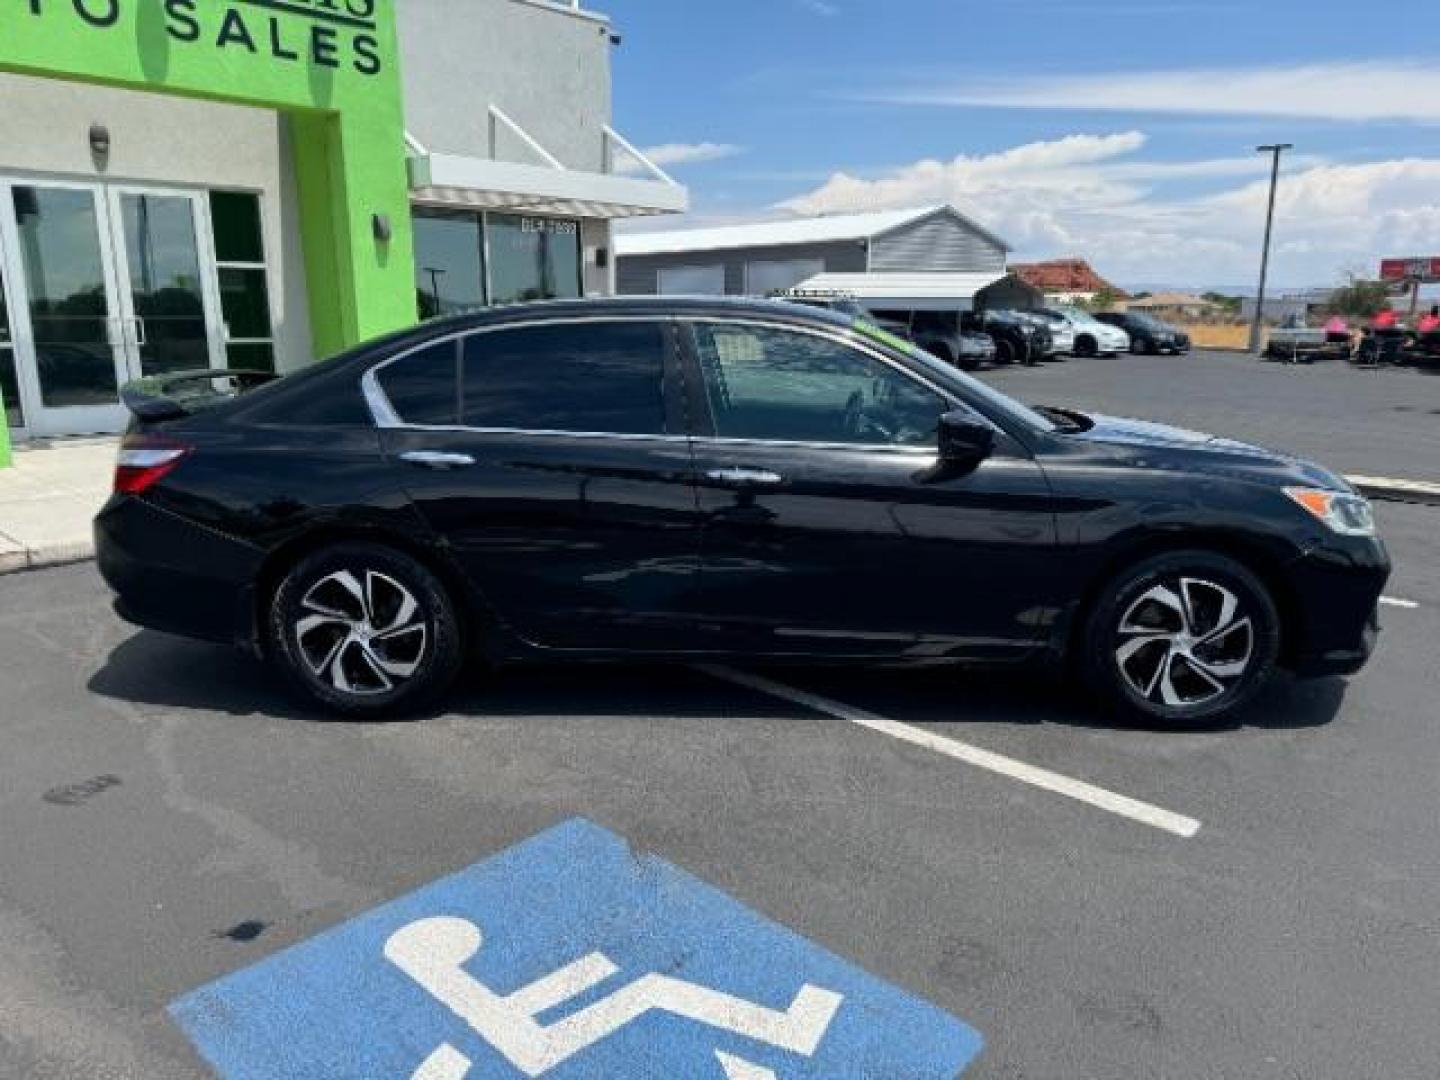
[95,495,262,648]
[1283,537,1391,677]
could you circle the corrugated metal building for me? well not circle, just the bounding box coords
[615,205,1010,298]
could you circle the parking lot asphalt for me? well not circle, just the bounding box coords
[1,498,1437,1079]
[980,349,1440,484]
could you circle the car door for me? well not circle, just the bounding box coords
[373,317,703,652]
[679,317,1059,660]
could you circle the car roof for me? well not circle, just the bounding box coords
[414,295,854,336]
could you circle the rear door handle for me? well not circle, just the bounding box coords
[705,467,784,486]
[400,450,476,470]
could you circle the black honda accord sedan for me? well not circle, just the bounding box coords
[96,297,1389,725]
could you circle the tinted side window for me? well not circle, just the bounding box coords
[377,339,460,425]
[692,323,946,447]
[461,322,668,434]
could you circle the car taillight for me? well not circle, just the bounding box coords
[114,435,192,495]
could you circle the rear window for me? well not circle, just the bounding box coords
[460,321,668,435]
[377,339,461,426]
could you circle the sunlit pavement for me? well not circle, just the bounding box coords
[981,349,1440,485]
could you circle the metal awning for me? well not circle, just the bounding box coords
[794,271,1042,311]
[406,114,688,220]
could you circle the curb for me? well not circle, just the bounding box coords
[1348,475,1440,507]
[0,539,96,576]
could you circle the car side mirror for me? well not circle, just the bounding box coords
[938,410,997,463]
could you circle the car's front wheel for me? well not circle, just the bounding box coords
[1074,335,1097,358]
[1081,551,1280,727]
[267,542,464,718]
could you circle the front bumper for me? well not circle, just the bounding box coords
[1283,536,1391,677]
[95,495,263,648]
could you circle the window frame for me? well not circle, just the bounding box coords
[362,316,686,440]
[676,316,973,454]
[208,189,278,372]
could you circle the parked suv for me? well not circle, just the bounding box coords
[871,310,997,371]
[97,296,1389,727]
[1037,307,1131,356]
[965,309,1051,365]
[1009,310,1071,359]
[1094,311,1192,355]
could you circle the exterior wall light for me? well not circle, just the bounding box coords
[372,213,392,243]
[89,122,111,160]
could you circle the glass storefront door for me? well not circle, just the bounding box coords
[110,187,223,380]
[0,178,225,438]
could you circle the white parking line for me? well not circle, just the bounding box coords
[1380,597,1420,610]
[699,665,1202,840]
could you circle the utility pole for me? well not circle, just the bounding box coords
[1249,143,1292,353]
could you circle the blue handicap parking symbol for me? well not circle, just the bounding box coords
[171,818,983,1078]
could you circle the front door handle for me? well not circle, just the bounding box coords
[704,467,784,487]
[400,450,476,470]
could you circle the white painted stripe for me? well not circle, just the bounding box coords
[1348,474,1440,498]
[1380,596,1420,610]
[701,665,1201,840]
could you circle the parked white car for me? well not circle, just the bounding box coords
[1040,307,1131,356]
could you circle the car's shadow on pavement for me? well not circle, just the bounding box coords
[89,630,1349,734]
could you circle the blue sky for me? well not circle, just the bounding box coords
[604,0,1440,289]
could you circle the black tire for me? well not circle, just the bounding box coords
[1074,335,1097,358]
[267,542,464,718]
[996,339,1018,366]
[1080,550,1280,727]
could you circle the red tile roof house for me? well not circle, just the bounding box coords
[1011,259,1128,303]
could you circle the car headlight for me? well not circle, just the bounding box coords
[1285,487,1377,537]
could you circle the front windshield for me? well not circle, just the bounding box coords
[852,319,1057,434]
[1057,307,1100,327]
[1127,312,1167,330]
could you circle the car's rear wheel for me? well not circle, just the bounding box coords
[267,542,464,718]
[1074,335,1097,358]
[1081,550,1280,727]
[996,339,1018,365]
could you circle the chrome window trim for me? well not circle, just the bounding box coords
[359,311,979,456]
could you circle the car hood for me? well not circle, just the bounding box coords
[1062,411,1350,490]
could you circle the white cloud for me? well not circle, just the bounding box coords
[796,0,840,14]
[864,61,1440,123]
[615,142,744,174]
[774,133,1440,286]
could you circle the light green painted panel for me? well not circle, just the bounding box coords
[0,0,418,467]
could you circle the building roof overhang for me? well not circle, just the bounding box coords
[408,153,688,220]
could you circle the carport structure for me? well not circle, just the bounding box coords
[794,271,1043,313]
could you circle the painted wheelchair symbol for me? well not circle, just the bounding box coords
[384,916,845,1080]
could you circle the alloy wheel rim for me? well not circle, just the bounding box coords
[294,569,428,696]
[1114,576,1255,709]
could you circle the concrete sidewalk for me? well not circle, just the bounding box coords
[0,437,117,574]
